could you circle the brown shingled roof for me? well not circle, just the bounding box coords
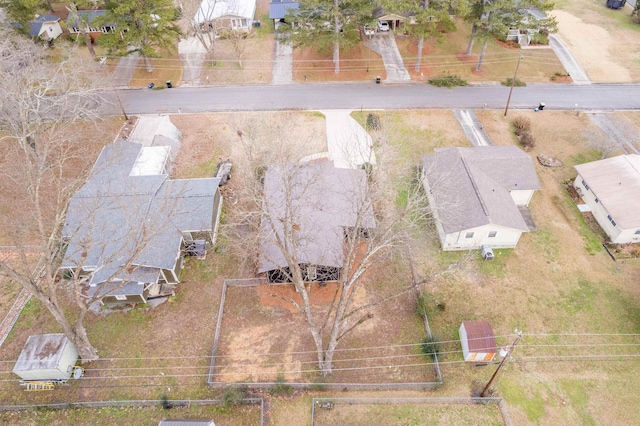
[462,321,497,354]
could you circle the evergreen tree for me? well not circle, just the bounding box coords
[280,0,375,74]
[464,0,556,72]
[97,0,181,72]
[2,0,50,35]
[380,0,464,72]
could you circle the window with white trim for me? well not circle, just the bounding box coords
[114,294,127,301]
[488,231,497,238]
[582,180,590,191]
[607,215,617,227]
[465,232,474,238]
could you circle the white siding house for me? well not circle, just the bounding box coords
[574,155,640,244]
[29,15,63,41]
[195,0,257,33]
[13,334,78,381]
[422,147,541,251]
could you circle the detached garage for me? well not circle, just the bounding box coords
[459,321,497,363]
[13,334,79,382]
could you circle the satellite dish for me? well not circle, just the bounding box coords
[499,347,509,357]
[73,367,84,379]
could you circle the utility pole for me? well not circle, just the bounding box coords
[504,54,524,117]
[481,329,522,397]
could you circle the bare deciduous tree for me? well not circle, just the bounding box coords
[0,29,164,362]
[224,29,251,68]
[178,0,241,66]
[226,113,435,376]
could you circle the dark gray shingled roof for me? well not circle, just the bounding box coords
[258,161,375,273]
[62,141,220,292]
[422,146,540,234]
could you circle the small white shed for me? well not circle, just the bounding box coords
[13,334,79,381]
[459,321,497,363]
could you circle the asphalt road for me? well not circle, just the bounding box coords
[117,83,640,115]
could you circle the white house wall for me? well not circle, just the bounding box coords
[509,189,535,206]
[41,23,63,39]
[459,324,470,361]
[574,175,634,243]
[443,224,523,251]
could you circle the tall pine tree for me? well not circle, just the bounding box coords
[464,0,556,71]
[97,0,181,72]
[281,0,375,74]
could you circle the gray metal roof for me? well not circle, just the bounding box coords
[258,161,375,273]
[422,147,540,234]
[13,334,70,373]
[67,9,110,27]
[269,1,299,19]
[62,141,220,295]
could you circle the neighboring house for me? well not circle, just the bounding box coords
[421,146,541,251]
[269,0,299,23]
[195,0,257,34]
[574,154,640,244]
[459,321,497,363]
[258,161,375,283]
[30,15,63,41]
[375,10,407,31]
[13,334,78,382]
[60,140,223,306]
[67,10,116,39]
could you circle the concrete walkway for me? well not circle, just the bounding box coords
[548,35,591,85]
[453,110,493,146]
[179,37,207,86]
[112,52,140,88]
[366,33,411,83]
[272,40,293,85]
[321,110,377,169]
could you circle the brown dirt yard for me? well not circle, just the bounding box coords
[552,0,640,83]
[211,275,436,386]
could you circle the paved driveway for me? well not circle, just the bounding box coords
[548,35,590,85]
[366,33,411,83]
[179,37,207,86]
[112,52,140,88]
[272,40,293,84]
[321,110,377,169]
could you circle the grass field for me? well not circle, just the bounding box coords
[313,399,505,425]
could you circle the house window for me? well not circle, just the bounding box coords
[488,231,497,238]
[465,232,474,239]
[607,215,617,227]
[595,198,599,203]
[635,230,640,235]
[114,294,127,301]
[581,180,590,191]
